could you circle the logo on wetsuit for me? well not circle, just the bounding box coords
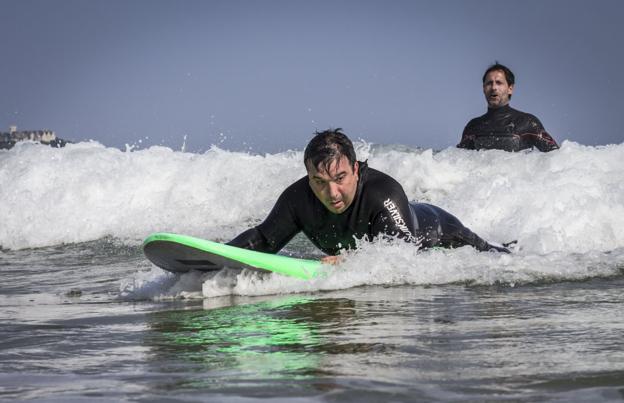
[383,198,418,243]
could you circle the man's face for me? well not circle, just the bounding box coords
[483,70,513,108]
[307,156,359,214]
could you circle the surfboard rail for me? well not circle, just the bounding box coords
[143,232,322,280]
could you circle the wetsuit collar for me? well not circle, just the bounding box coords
[351,160,368,211]
[356,160,368,185]
[487,104,512,115]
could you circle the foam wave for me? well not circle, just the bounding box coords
[117,239,624,300]
[2,139,624,257]
[0,141,302,249]
[363,141,624,254]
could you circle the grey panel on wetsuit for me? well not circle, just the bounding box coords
[409,202,492,251]
[409,202,442,248]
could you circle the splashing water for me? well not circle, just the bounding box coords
[2,140,623,298]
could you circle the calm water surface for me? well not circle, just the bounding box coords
[1,240,624,402]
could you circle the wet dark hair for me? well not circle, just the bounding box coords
[303,128,357,173]
[482,62,515,99]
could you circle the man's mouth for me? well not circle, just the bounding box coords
[330,199,343,208]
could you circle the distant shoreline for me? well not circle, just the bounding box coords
[0,126,70,150]
[0,138,70,150]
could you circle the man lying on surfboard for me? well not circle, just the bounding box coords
[229,128,510,263]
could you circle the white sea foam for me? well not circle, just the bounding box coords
[0,141,302,249]
[194,240,624,298]
[2,140,623,296]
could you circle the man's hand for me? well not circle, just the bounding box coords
[321,255,342,265]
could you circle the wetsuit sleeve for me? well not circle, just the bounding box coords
[522,115,559,152]
[227,228,273,252]
[457,123,476,149]
[368,183,420,245]
[531,130,559,152]
[227,186,301,254]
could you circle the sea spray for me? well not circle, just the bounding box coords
[117,239,624,300]
[0,141,303,249]
[3,138,624,296]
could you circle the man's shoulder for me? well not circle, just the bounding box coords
[465,106,543,127]
[362,167,406,199]
[278,175,314,202]
[464,112,489,129]
[283,175,312,192]
[271,175,321,220]
[365,167,401,186]
[506,106,538,120]
[509,107,545,130]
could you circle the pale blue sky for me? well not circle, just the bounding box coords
[1,0,623,152]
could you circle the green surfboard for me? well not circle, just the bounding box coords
[143,233,322,280]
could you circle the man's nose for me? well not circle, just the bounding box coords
[328,182,340,198]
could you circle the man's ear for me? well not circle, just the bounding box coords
[353,161,359,176]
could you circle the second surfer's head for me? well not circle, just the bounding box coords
[482,62,515,108]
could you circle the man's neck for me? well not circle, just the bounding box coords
[487,103,511,113]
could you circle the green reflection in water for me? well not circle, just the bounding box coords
[146,296,329,380]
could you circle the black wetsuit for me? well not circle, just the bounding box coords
[458,105,559,152]
[228,161,508,254]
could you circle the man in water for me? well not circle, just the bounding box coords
[229,129,510,261]
[457,62,559,152]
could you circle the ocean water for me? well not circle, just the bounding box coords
[1,140,624,401]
